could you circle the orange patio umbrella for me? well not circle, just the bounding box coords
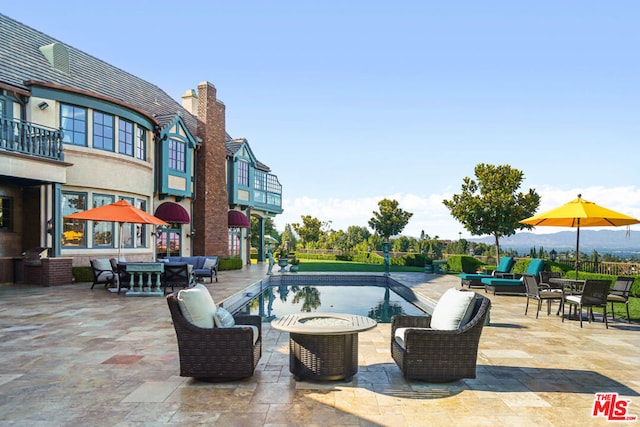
[519,194,640,278]
[64,199,169,258]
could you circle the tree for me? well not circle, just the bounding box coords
[345,226,371,250]
[250,216,278,248]
[291,215,323,247]
[281,224,297,250]
[368,199,413,241]
[443,163,540,264]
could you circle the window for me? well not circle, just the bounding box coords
[136,127,146,160]
[62,192,87,247]
[157,228,181,257]
[238,161,249,186]
[168,139,185,171]
[228,228,241,257]
[92,194,114,247]
[118,118,134,156]
[93,111,114,151]
[120,196,135,248]
[61,104,87,146]
[135,199,147,247]
[0,197,12,231]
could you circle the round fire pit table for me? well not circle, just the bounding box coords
[271,313,377,381]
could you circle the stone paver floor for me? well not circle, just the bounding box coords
[1,264,639,426]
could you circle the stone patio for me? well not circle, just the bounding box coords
[1,264,639,426]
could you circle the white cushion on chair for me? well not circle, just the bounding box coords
[430,288,477,330]
[394,327,430,349]
[92,258,112,271]
[177,284,217,328]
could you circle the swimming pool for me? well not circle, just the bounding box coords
[230,275,429,323]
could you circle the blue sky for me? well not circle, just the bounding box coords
[5,1,640,241]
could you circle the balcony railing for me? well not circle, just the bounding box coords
[0,117,64,161]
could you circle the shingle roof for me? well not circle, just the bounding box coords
[0,13,196,134]
[225,138,271,172]
[1,13,274,172]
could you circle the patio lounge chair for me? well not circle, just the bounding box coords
[481,259,546,295]
[459,256,515,288]
[391,289,491,382]
[166,284,262,380]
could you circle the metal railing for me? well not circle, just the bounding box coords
[0,117,64,161]
[556,259,640,276]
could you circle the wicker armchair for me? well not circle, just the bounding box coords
[166,291,262,380]
[391,295,490,382]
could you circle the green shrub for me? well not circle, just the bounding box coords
[218,257,242,271]
[352,252,384,264]
[72,266,94,283]
[447,255,483,273]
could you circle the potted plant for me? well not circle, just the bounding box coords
[277,249,289,270]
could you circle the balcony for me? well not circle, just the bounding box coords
[0,116,64,161]
[231,169,283,214]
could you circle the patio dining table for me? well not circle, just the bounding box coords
[548,278,585,295]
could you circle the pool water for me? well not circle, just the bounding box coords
[235,284,425,323]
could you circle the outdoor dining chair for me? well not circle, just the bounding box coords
[562,279,611,329]
[523,274,564,318]
[608,276,635,323]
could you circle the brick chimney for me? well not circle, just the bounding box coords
[193,82,229,257]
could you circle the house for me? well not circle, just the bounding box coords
[0,14,282,284]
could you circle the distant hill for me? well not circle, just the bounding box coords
[469,229,640,256]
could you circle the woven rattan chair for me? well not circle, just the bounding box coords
[608,276,635,323]
[562,279,611,329]
[523,274,564,318]
[166,291,262,380]
[390,295,490,382]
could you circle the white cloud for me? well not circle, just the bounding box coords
[274,185,640,241]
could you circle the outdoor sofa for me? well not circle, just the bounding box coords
[163,256,218,282]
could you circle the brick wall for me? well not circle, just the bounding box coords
[22,258,73,286]
[193,82,230,258]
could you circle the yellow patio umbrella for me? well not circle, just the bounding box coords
[519,194,640,278]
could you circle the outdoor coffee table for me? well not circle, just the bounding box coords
[271,313,377,381]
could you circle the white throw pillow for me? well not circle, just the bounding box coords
[92,258,112,271]
[203,257,217,270]
[177,284,217,328]
[214,307,235,328]
[430,288,477,330]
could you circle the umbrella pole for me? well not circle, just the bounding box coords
[118,222,124,261]
[575,220,580,280]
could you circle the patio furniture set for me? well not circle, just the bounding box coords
[459,257,634,330]
[90,255,218,296]
[166,284,491,383]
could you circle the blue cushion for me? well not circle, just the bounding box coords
[496,257,515,273]
[459,273,493,280]
[481,277,522,286]
[525,259,545,275]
